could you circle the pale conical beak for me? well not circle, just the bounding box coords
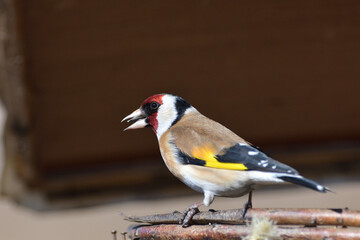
[121,109,148,131]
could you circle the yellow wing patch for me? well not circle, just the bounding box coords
[191,146,248,170]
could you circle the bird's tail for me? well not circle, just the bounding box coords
[277,175,329,193]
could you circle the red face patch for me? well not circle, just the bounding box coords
[141,94,165,107]
[141,94,165,134]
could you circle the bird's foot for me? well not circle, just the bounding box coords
[241,200,252,218]
[180,203,201,227]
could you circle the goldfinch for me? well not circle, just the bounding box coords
[122,94,329,226]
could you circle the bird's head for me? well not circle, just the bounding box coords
[122,94,194,138]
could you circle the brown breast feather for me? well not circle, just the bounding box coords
[158,111,251,190]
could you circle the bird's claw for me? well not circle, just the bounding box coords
[241,200,252,218]
[179,206,200,227]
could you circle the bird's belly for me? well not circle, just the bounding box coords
[179,165,254,197]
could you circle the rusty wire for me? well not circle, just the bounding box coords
[128,224,360,240]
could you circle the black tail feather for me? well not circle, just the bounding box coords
[278,175,329,193]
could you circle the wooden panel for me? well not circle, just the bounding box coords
[1,1,360,197]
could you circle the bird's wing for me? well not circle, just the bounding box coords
[215,143,298,174]
[170,115,298,174]
[174,141,298,174]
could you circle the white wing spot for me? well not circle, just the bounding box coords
[248,151,259,156]
[258,160,268,168]
[287,170,292,173]
[272,165,277,169]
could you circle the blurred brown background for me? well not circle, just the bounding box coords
[0,1,360,239]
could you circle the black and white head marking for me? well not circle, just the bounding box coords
[156,95,195,139]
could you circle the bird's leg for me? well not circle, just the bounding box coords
[180,201,203,227]
[242,190,253,218]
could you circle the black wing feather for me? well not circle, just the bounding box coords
[216,144,299,174]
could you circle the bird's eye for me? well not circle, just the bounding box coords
[150,102,159,110]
